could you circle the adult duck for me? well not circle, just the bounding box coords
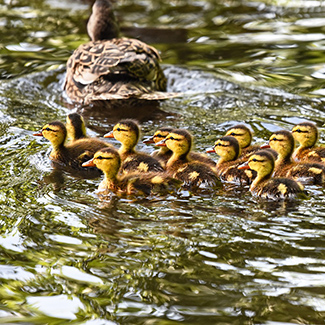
[64,0,175,105]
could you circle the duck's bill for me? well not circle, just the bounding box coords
[82,158,96,167]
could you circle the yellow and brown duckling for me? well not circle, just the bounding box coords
[82,147,180,196]
[104,119,164,174]
[263,130,325,185]
[291,122,325,163]
[206,136,256,184]
[66,113,88,142]
[225,124,260,158]
[144,126,216,167]
[238,150,305,200]
[64,0,175,105]
[33,121,111,177]
[156,129,220,189]
[143,126,174,165]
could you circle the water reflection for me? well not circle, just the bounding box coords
[1,0,325,323]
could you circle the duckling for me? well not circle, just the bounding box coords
[206,136,256,184]
[82,147,180,196]
[225,124,260,158]
[143,126,174,165]
[33,121,111,177]
[263,130,325,185]
[156,129,220,189]
[66,113,88,142]
[291,122,325,163]
[238,150,305,200]
[104,119,164,174]
[64,0,176,105]
[143,126,216,167]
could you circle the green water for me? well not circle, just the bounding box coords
[1,0,325,323]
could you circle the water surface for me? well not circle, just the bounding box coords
[1,0,325,324]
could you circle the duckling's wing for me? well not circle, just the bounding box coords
[257,178,304,200]
[175,162,221,189]
[121,154,164,174]
[287,163,325,185]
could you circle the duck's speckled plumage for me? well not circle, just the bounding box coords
[64,0,174,104]
[238,150,305,200]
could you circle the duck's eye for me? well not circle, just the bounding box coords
[116,128,121,132]
[43,127,56,132]
[251,158,257,162]
[155,134,165,138]
[168,136,175,141]
[96,156,112,160]
[229,132,236,136]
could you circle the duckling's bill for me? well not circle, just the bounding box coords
[143,136,155,144]
[238,161,250,170]
[155,139,167,147]
[104,131,114,138]
[33,131,43,137]
[82,158,96,167]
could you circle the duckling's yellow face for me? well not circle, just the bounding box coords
[269,132,294,158]
[40,123,66,146]
[92,149,120,176]
[248,153,273,177]
[164,132,190,156]
[214,139,238,161]
[112,123,138,148]
[292,123,318,147]
[225,126,252,148]
[153,130,170,144]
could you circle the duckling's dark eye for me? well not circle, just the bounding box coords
[116,128,121,131]
[229,132,236,136]
[168,136,175,140]
[155,134,165,138]
[294,129,308,133]
[252,158,257,162]
[96,156,112,160]
[44,127,55,132]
